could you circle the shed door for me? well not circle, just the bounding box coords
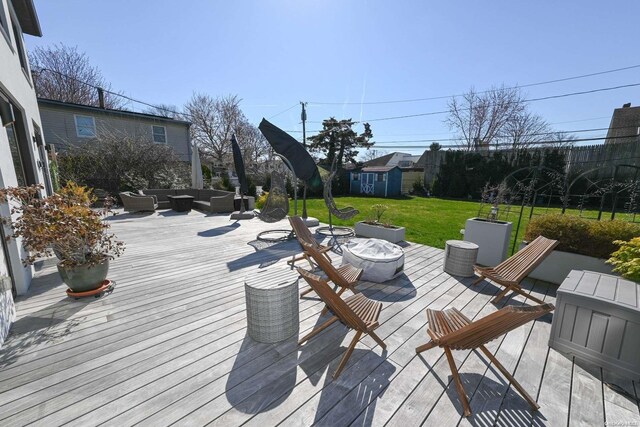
[361,173,374,195]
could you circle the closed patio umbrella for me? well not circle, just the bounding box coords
[191,143,204,189]
[258,118,322,190]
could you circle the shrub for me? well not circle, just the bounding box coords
[256,191,269,209]
[607,238,640,282]
[412,179,425,195]
[524,214,640,259]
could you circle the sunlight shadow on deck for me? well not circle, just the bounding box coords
[227,239,300,271]
[225,334,298,414]
[197,222,240,237]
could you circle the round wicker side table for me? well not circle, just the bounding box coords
[245,278,299,343]
[443,240,479,277]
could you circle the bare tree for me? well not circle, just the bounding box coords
[143,104,179,119]
[446,86,525,151]
[29,43,124,108]
[547,131,577,148]
[235,122,270,172]
[184,93,245,164]
[362,149,388,162]
[501,111,552,149]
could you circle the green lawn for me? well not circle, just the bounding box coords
[302,196,483,250]
[300,196,638,253]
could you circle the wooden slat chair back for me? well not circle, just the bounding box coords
[287,216,333,269]
[300,240,362,297]
[297,268,385,378]
[416,303,555,417]
[473,236,558,304]
[298,268,368,332]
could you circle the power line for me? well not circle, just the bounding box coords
[305,82,640,123]
[308,64,640,105]
[269,103,298,120]
[373,133,638,149]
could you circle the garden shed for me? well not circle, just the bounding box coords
[350,166,402,197]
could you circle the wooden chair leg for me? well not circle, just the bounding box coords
[444,347,472,417]
[333,331,363,379]
[415,341,437,354]
[509,286,545,305]
[298,316,339,345]
[472,275,485,286]
[300,287,315,297]
[479,345,539,410]
[491,285,513,304]
[368,331,386,349]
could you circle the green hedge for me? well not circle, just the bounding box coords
[524,214,640,259]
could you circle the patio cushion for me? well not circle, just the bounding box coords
[142,189,176,202]
[177,189,199,198]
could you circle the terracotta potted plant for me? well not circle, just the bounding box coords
[0,183,125,293]
[354,204,406,243]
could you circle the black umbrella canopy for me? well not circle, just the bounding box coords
[231,134,248,195]
[258,118,322,189]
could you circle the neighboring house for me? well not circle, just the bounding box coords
[0,0,52,345]
[350,166,402,197]
[364,151,421,168]
[365,151,425,193]
[38,99,192,161]
[605,103,640,145]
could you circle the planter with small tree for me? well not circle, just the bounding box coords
[354,204,406,243]
[0,183,125,295]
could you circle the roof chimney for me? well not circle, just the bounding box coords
[622,103,631,108]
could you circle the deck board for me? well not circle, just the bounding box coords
[0,209,631,426]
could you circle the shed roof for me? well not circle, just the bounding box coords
[360,166,400,173]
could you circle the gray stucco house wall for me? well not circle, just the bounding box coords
[38,99,191,161]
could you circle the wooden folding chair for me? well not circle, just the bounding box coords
[297,268,386,379]
[287,215,333,269]
[297,240,363,299]
[415,303,555,416]
[473,236,558,304]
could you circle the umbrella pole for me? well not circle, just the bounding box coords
[302,184,308,219]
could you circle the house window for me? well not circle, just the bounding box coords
[74,115,96,138]
[377,173,385,182]
[152,125,167,143]
[5,123,27,187]
[10,16,28,76]
[352,173,359,181]
[0,2,10,45]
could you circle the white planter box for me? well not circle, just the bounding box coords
[354,221,406,243]
[519,242,614,285]
[463,218,513,267]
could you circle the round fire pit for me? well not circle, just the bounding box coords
[342,238,405,283]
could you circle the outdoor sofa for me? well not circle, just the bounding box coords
[119,191,158,212]
[140,189,255,213]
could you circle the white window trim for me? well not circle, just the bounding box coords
[152,125,167,144]
[74,114,96,138]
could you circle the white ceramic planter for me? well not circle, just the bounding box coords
[354,221,406,243]
[519,242,615,285]
[463,218,513,267]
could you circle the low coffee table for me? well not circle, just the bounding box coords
[167,195,195,212]
[342,238,405,283]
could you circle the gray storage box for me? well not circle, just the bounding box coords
[549,270,640,379]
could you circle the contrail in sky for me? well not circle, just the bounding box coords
[359,75,367,122]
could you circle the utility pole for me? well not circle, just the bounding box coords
[301,101,308,219]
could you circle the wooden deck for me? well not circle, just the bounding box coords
[0,210,638,426]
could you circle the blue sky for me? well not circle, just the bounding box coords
[26,0,640,156]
